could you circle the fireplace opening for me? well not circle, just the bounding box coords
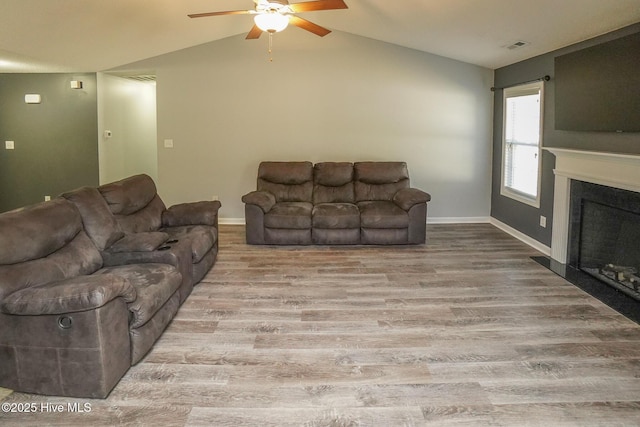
[578,200,640,299]
[569,181,640,301]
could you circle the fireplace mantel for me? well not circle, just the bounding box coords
[544,147,640,263]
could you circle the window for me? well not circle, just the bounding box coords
[501,81,544,207]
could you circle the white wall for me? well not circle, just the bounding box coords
[97,73,158,184]
[119,31,493,221]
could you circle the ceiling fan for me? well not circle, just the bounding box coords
[188,0,348,39]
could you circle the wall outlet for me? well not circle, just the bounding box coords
[539,215,547,228]
[5,141,15,150]
[163,139,174,149]
[212,195,218,201]
[44,196,51,201]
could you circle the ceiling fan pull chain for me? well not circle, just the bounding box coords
[268,32,274,62]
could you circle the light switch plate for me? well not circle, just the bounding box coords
[25,94,41,104]
[5,141,15,150]
[164,139,174,149]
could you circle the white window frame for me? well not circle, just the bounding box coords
[500,81,544,208]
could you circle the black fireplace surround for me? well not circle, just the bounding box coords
[535,180,640,324]
[568,180,640,301]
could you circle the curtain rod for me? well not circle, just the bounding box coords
[491,75,550,92]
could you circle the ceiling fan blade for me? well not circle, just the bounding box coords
[188,10,252,18]
[289,15,331,37]
[288,0,348,13]
[246,24,263,39]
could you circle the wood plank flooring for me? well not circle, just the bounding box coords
[1,224,639,426]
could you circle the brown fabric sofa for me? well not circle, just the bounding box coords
[242,161,430,245]
[0,175,221,398]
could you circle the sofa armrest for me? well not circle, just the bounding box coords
[162,200,221,227]
[107,232,170,253]
[0,274,136,316]
[242,190,276,213]
[393,188,431,211]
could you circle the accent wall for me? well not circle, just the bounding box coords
[0,73,98,212]
[491,23,640,248]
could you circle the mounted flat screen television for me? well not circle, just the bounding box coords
[554,31,640,132]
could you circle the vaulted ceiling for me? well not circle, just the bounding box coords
[1,0,639,73]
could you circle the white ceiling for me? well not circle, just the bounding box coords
[1,0,639,73]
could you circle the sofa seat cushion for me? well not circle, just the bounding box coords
[312,203,360,229]
[358,201,409,229]
[96,263,181,329]
[162,225,217,264]
[264,202,313,229]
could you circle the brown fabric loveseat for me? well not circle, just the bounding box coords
[242,161,430,245]
[63,174,221,302]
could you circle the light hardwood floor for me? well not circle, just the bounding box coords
[1,224,639,426]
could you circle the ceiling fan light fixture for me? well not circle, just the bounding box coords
[254,12,289,33]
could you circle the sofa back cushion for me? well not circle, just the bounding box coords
[354,162,410,202]
[0,199,102,302]
[99,174,157,215]
[0,198,80,264]
[113,195,165,233]
[257,161,313,203]
[313,162,355,204]
[62,187,125,250]
[99,174,166,233]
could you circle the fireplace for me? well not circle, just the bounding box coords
[568,181,640,300]
[539,147,640,323]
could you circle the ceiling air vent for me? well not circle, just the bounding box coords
[125,75,156,82]
[507,41,529,50]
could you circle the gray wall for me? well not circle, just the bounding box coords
[115,30,494,221]
[491,23,640,247]
[0,73,99,212]
[97,73,158,184]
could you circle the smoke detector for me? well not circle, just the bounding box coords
[506,41,529,50]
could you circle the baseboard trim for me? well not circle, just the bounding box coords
[427,216,491,224]
[221,217,492,226]
[220,216,551,255]
[220,218,245,225]
[489,217,551,256]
